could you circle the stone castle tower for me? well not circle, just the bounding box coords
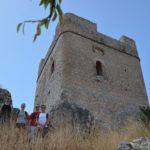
[34,13,148,127]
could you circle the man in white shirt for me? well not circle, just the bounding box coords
[37,104,49,137]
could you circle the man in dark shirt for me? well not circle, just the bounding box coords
[1,100,12,124]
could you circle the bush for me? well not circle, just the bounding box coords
[139,106,150,128]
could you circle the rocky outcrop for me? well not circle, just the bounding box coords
[49,101,94,131]
[117,137,150,150]
[0,88,12,107]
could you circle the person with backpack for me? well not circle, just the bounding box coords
[37,104,49,137]
[16,103,29,129]
[28,104,40,139]
[0,100,12,124]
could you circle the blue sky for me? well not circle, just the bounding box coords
[0,0,149,113]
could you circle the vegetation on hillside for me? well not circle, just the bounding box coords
[139,105,150,128]
[0,121,150,150]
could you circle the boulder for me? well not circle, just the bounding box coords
[117,137,150,150]
[49,101,94,131]
[0,88,12,108]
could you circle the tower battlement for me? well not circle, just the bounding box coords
[57,13,139,57]
[38,13,139,80]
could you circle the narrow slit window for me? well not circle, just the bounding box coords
[96,61,103,76]
[51,61,55,74]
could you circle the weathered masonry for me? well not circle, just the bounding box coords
[34,13,148,127]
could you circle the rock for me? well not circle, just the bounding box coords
[0,88,12,123]
[117,137,150,150]
[49,101,94,131]
[117,141,133,150]
[131,137,150,150]
[0,88,12,108]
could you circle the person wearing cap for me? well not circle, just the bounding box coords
[28,104,40,139]
[16,103,29,129]
[37,104,49,137]
[0,99,12,124]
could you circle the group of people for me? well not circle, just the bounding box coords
[0,99,50,138]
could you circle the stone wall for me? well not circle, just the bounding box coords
[34,35,65,111]
[35,13,148,128]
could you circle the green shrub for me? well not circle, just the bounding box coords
[139,106,150,128]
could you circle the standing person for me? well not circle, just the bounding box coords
[16,103,29,129]
[37,105,49,137]
[0,100,12,124]
[28,104,40,139]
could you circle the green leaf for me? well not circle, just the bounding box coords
[45,20,50,29]
[52,11,57,21]
[44,1,50,9]
[22,23,25,35]
[40,0,50,9]
[40,19,49,29]
[56,4,63,16]
[33,24,41,42]
[50,0,56,6]
[59,0,62,4]
[56,4,64,24]
[39,0,44,6]
[17,23,22,33]
[40,19,47,26]
[49,0,55,18]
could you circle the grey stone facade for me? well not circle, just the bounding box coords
[34,13,148,128]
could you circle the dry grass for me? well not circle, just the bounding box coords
[0,121,150,150]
